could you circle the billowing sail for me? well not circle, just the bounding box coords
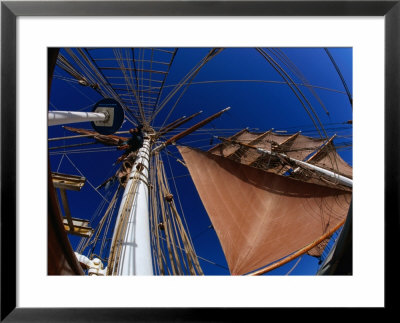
[178,145,352,275]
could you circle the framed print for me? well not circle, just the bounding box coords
[1,0,397,320]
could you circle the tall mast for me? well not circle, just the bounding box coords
[107,134,153,275]
[105,108,230,275]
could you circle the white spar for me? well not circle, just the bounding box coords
[48,110,109,126]
[256,147,353,187]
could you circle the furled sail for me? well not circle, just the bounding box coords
[208,129,352,191]
[177,145,352,275]
[63,126,128,146]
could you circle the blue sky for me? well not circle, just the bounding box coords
[48,47,352,275]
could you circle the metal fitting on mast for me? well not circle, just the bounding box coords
[74,253,107,276]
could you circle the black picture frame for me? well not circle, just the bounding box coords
[1,1,397,321]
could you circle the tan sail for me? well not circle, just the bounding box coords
[63,126,128,146]
[177,146,351,275]
[209,129,352,190]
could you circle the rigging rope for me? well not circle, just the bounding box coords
[164,148,197,249]
[149,152,204,275]
[285,256,302,275]
[64,154,110,203]
[324,48,353,108]
[161,79,347,95]
[269,48,331,117]
[152,48,223,126]
[256,48,328,139]
[81,48,138,126]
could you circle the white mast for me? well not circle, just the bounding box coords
[108,134,153,275]
[106,108,230,275]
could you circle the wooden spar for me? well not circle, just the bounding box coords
[49,129,130,142]
[157,115,187,134]
[246,218,346,276]
[250,129,274,143]
[292,134,336,174]
[157,110,203,138]
[164,107,230,145]
[279,131,301,146]
[226,129,273,158]
[152,107,230,153]
[49,133,100,141]
[306,134,336,162]
[49,141,97,151]
[208,128,250,153]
